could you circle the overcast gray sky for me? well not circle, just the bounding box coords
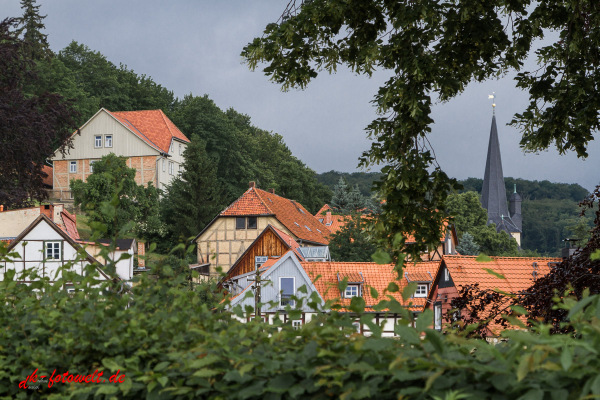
[2,0,598,191]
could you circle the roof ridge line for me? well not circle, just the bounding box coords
[107,110,164,154]
[254,188,274,215]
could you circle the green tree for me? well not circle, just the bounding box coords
[242,0,599,265]
[15,0,50,60]
[161,139,224,247]
[456,232,480,256]
[0,18,78,208]
[70,154,162,239]
[447,191,519,256]
[446,192,488,236]
[329,213,377,262]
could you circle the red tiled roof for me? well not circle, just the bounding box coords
[221,187,331,244]
[440,255,561,335]
[107,109,190,154]
[315,204,332,216]
[59,210,80,241]
[302,260,441,312]
[270,226,305,261]
[443,255,561,294]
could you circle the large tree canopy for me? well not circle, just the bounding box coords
[0,18,77,208]
[242,0,599,266]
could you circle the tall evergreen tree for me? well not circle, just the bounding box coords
[16,0,50,60]
[161,139,225,246]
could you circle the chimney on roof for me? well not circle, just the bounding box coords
[268,188,275,194]
[249,181,256,188]
[325,211,332,226]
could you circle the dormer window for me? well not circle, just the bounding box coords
[414,284,428,297]
[345,284,360,298]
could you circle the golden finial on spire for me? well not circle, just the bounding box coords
[488,92,496,115]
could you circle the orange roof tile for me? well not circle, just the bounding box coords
[443,255,561,294]
[221,187,331,244]
[107,109,190,154]
[302,260,441,312]
[60,210,80,241]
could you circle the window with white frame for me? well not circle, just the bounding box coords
[69,161,77,173]
[89,160,97,173]
[168,161,174,175]
[444,268,450,282]
[415,284,428,297]
[45,242,61,260]
[105,135,113,148]
[434,303,442,330]
[292,320,302,330]
[352,321,361,333]
[94,135,102,148]
[345,284,360,298]
[162,159,166,172]
[255,256,268,269]
[280,277,295,307]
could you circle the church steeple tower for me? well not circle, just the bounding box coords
[480,96,522,245]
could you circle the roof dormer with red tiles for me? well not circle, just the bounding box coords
[194,182,331,277]
[50,108,190,201]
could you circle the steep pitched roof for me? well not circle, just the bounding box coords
[6,215,111,280]
[59,210,80,241]
[440,255,560,294]
[480,116,520,233]
[220,187,331,244]
[302,260,441,312]
[107,109,190,154]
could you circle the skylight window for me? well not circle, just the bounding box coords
[305,225,312,231]
[294,222,300,226]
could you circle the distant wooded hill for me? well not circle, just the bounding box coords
[316,171,592,256]
[32,41,331,213]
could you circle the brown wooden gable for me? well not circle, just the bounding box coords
[225,228,292,280]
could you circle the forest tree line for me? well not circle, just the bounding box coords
[317,171,593,256]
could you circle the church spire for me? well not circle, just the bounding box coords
[480,113,510,224]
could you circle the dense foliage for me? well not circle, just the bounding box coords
[0,18,78,208]
[328,213,378,262]
[70,154,162,240]
[446,191,520,256]
[3,245,600,398]
[243,0,600,269]
[160,139,224,249]
[316,170,382,197]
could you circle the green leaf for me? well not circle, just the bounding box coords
[560,346,572,371]
[192,369,221,378]
[590,249,600,261]
[154,361,170,372]
[476,254,493,263]
[483,268,505,280]
[386,282,399,293]
[370,286,379,299]
[96,385,119,395]
[157,375,169,387]
[402,282,417,301]
[372,249,392,265]
[416,309,433,332]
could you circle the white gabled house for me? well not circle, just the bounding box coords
[228,251,326,326]
[0,214,111,287]
[226,250,442,336]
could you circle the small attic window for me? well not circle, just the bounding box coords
[316,228,322,233]
[298,208,305,214]
[305,225,312,231]
[319,218,324,223]
[294,222,300,227]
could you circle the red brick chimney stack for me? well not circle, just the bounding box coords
[268,188,275,194]
[325,211,332,225]
[249,181,256,188]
